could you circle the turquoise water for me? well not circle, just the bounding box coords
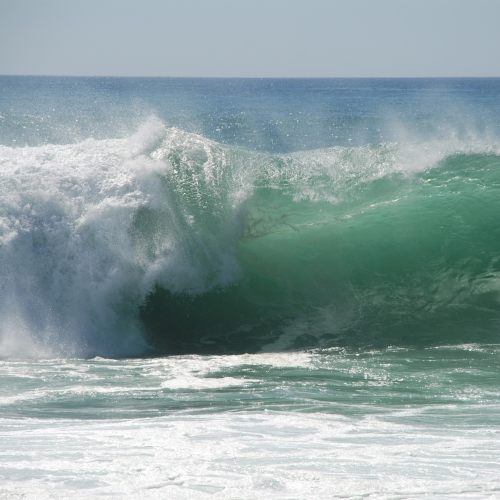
[1,77,500,498]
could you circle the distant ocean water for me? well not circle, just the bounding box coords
[1,76,500,498]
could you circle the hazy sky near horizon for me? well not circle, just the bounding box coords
[1,0,499,78]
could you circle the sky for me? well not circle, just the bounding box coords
[0,0,499,78]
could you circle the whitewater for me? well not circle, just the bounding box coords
[1,77,500,498]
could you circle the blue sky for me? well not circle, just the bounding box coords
[1,0,499,77]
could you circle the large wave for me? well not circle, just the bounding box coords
[1,118,499,358]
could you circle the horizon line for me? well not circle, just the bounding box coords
[1,74,500,79]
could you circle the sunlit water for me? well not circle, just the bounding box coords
[1,77,500,498]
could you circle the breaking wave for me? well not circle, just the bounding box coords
[1,118,499,358]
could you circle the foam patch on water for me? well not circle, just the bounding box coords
[158,352,316,389]
[2,410,500,499]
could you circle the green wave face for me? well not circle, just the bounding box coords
[140,137,500,354]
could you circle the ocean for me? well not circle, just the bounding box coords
[1,76,500,498]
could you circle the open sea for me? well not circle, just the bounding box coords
[1,76,500,499]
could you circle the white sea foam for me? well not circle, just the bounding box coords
[0,119,247,358]
[1,410,500,499]
[1,344,500,498]
[269,139,500,204]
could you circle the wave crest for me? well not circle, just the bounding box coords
[1,119,500,358]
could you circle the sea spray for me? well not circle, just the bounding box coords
[0,120,247,358]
